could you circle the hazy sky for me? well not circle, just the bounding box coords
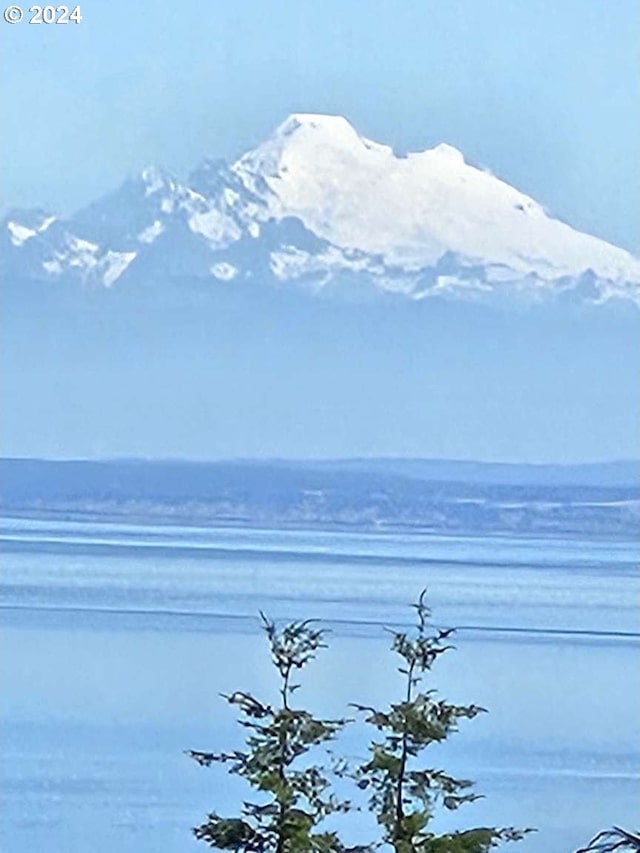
[2,1,640,465]
[2,0,639,253]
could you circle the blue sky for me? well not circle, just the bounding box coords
[2,0,639,464]
[2,0,639,253]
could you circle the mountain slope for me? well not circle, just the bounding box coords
[3,113,640,306]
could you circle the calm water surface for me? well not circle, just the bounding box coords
[1,517,639,853]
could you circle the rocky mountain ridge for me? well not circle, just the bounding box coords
[3,113,640,306]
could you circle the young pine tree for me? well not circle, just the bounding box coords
[187,615,353,853]
[350,591,530,853]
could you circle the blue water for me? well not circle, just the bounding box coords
[1,517,639,853]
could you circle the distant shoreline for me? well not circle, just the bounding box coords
[2,506,637,543]
[1,457,638,540]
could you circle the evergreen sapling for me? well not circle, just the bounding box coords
[188,615,353,853]
[349,591,530,853]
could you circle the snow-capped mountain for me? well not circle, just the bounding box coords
[3,113,640,305]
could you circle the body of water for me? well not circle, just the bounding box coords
[1,517,639,853]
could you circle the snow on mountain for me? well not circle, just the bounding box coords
[7,211,56,246]
[234,114,640,292]
[3,113,640,304]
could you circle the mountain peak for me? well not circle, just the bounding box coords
[4,114,640,305]
[139,164,178,196]
[429,142,465,164]
[276,112,359,139]
[254,112,368,162]
[231,115,640,294]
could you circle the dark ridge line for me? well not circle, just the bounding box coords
[1,603,638,640]
[0,536,625,572]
